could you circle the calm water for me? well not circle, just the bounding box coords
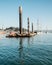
[0,33,52,65]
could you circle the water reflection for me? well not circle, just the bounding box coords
[27,38,30,46]
[18,37,34,65]
[27,37,34,47]
[18,38,24,65]
[31,36,34,44]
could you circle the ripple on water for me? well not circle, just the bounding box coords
[0,33,52,65]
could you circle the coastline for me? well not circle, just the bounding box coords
[0,31,6,34]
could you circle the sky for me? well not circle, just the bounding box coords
[0,0,52,30]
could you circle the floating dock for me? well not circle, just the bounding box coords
[6,6,37,38]
[6,33,36,38]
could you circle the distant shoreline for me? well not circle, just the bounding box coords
[0,31,6,34]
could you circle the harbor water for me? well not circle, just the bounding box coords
[0,33,52,65]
